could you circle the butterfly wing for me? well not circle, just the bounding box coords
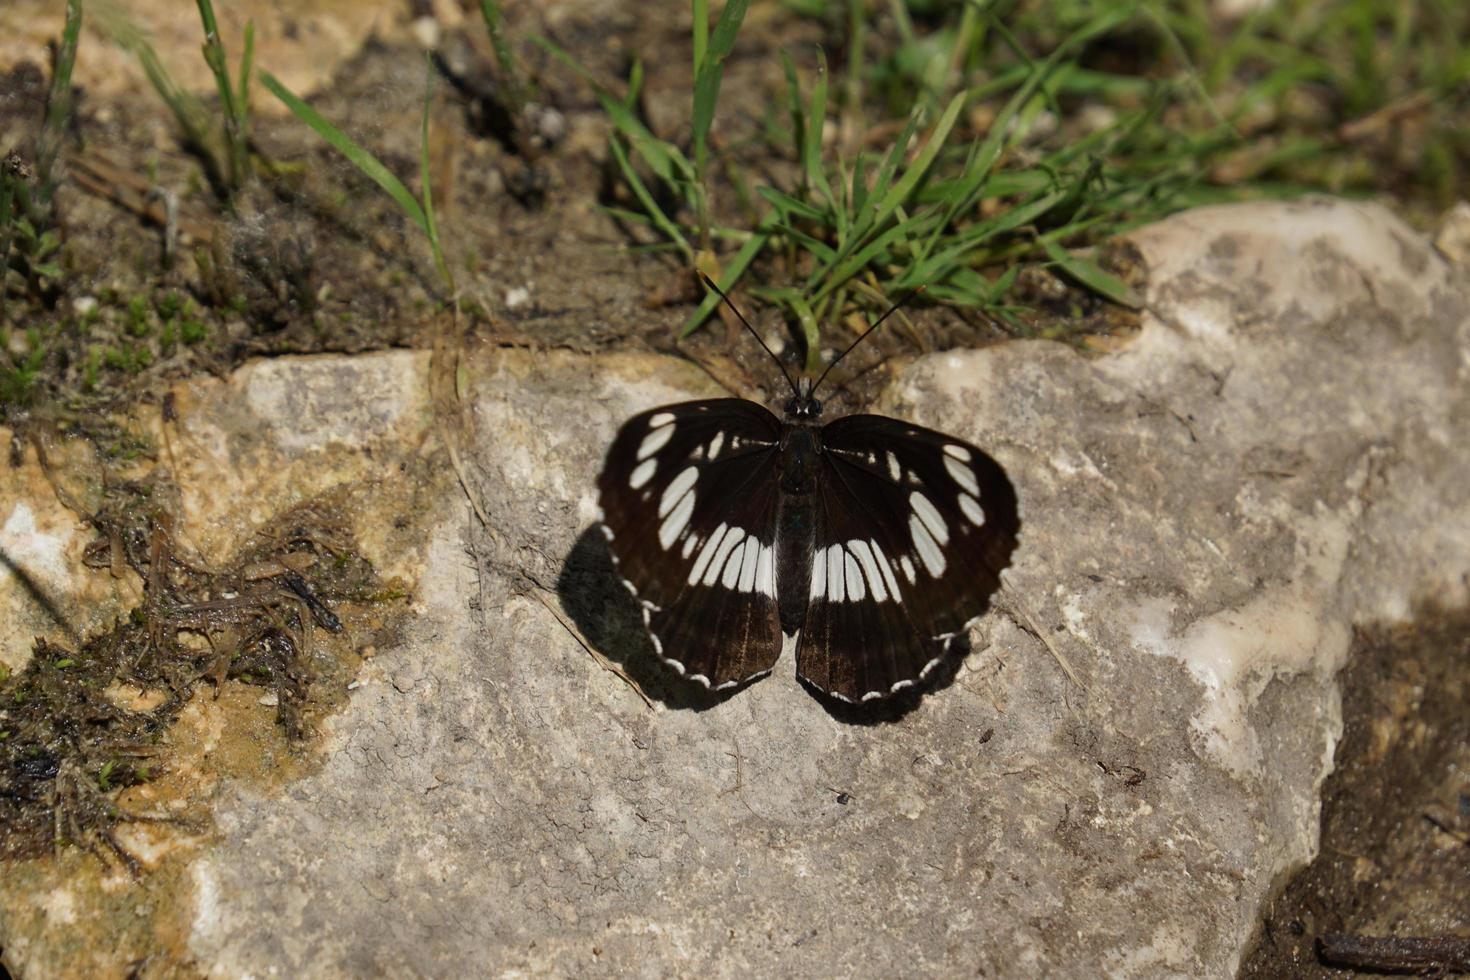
[797,414,1020,702]
[597,399,785,689]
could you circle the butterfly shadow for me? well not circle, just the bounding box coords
[557,526,981,720]
[556,526,750,711]
[799,633,972,726]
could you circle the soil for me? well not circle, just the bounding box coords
[0,3,1135,431]
[1238,605,1470,978]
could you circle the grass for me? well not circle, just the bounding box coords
[0,0,80,325]
[550,2,1165,344]
[36,0,85,212]
[536,0,753,264]
[194,0,254,194]
[552,0,1470,348]
[94,0,255,202]
[5,0,1469,414]
[478,0,530,117]
[260,60,457,299]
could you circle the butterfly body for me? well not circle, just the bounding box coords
[597,382,1020,703]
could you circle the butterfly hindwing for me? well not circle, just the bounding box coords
[796,414,1020,702]
[597,399,785,689]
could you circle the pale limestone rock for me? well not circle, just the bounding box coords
[2,199,1468,978]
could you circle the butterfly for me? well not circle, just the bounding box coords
[596,277,1020,703]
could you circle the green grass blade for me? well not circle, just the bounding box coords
[237,20,254,138]
[259,70,429,236]
[534,37,693,186]
[811,210,935,304]
[681,214,775,336]
[1040,238,1139,308]
[769,221,837,264]
[609,136,692,260]
[37,0,83,205]
[419,58,454,295]
[38,0,83,191]
[755,185,827,223]
[692,0,750,178]
[763,288,822,374]
[692,0,708,75]
[869,95,959,232]
[195,0,247,190]
[479,0,527,111]
[801,51,835,219]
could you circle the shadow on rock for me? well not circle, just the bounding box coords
[557,526,979,721]
[556,526,739,711]
[801,633,971,726]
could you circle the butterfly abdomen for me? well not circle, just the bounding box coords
[774,425,820,635]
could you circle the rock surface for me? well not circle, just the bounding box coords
[2,198,1469,978]
[0,0,396,109]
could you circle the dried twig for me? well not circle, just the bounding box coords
[68,153,215,243]
[1318,933,1470,973]
[1000,586,1089,691]
[528,587,653,710]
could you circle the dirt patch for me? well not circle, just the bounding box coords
[0,474,403,872]
[1238,604,1470,977]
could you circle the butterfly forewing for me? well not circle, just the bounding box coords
[796,414,1020,702]
[597,399,785,689]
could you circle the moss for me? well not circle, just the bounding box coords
[0,485,389,869]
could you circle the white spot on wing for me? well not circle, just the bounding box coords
[638,423,675,460]
[959,492,986,526]
[659,490,695,549]
[648,411,676,428]
[629,458,657,489]
[900,555,917,583]
[910,491,949,545]
[844,550,866,602]
[689,523,728,584]
[849,539,886,602]
[708,431,725,458]
[721,536,748,589]
[910,514,946,577]
[682,533,699,559]
[810,546,827,600]
[827,543,846,601]
[872,540,901,599]
[708,528,746,586]
[738,537,760,592]
[943,443,972,462]
[886,451,901,482]
[756,543,775,597]
[659,466,698,517]
[944,455,979,495]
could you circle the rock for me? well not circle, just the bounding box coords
[1,198,1468,978]
[1434,200,1470,267]
[0,0,396,109]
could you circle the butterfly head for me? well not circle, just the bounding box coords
[784,377,822,421]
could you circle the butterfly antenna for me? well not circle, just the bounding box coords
[698,272,800,400]
[810,285,926,397]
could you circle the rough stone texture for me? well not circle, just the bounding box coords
[3,198,1469,978]
[0,0,397,111]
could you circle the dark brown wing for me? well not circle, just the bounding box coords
[796,414,1020,702]
[596,399,785,690]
